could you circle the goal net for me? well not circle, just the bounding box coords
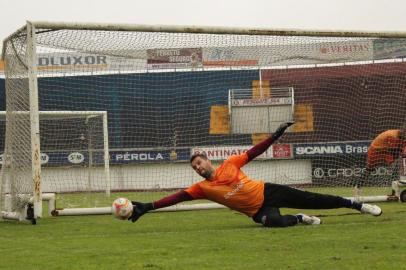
[1,22,406,218]
[0,110,109,218]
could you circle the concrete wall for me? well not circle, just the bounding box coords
[38,159,311,193]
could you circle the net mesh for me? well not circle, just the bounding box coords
[1,24,406,213]
[1,33,32,213]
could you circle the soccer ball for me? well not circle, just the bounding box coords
[112,197,133,220]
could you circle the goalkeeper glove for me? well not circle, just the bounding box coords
[128,201,154,223]
[272,122,294,141]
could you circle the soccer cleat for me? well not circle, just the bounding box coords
[360,203,382,216]
[297,213,322,225]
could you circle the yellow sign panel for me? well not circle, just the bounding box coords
[0,60,4,72]
[293,104,314,132]
[251,104,314,142]
[251,133,270,145]
[252,80,270,98]
[209,105,230,134]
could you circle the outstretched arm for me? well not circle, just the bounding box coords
[128,190,193,222]
[246,122,294,161]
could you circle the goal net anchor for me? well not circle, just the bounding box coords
[1,193,56,224]
[52,202,226,216]
[391,158,406,202]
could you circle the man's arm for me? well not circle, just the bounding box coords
[246,122,294,161]
[128,190,193,222]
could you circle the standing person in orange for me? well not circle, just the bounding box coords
[355,129,406,193]
[367,129,406,169]
[128,122,382,228]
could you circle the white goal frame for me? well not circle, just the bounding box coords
[2,21,406,220]
[0,110,110,220]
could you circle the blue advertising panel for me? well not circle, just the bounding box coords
[109,148,190,164]
[0,148,191,166]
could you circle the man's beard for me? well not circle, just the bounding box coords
[199,168,213,179]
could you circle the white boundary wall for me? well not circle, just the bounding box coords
[37,159,311,193]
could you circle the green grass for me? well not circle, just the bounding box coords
[1,201,406,270]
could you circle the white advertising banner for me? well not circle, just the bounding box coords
[29,39,374,75]
[231,97,292,106]
[202,40,373,67]
[192,146,270,160]
[191,144,293,161]
[36,52,147,74]
[203,47,259,67]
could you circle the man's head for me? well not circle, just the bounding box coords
[190,152,215,179]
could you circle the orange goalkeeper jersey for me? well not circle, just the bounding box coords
[371,130,405,150]
[185,153,265,217]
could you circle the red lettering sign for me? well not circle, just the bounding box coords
[272,144,292,159]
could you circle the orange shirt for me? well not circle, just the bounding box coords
[185,153,264,217]
[371,130,405,150]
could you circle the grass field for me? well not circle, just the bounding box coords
[1,198,406,270]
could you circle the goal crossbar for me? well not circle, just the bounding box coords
[3,21,406,61]
[0,110,107,119]
[22,21,406,38]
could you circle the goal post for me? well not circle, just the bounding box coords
[2,22,406,221]
[0,110,110,220]
[26,22,42,218]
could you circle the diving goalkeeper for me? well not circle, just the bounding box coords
[129,122,382,228]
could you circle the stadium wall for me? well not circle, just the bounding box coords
[1,62,405,191]
[38,159,311,193]
[262,62,406,143]
[2,63,406,152]
[37,70,258,149]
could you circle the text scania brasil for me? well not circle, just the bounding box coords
[295,143,369,156]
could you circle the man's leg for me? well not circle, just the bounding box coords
[253,206,321,227]
[253,206,299,227]
[266,183,382,216]
[267,183,357,210]
[355,147,378,196]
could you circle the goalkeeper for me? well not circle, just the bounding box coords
[355,128,406,192]
[129,122,382,228]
